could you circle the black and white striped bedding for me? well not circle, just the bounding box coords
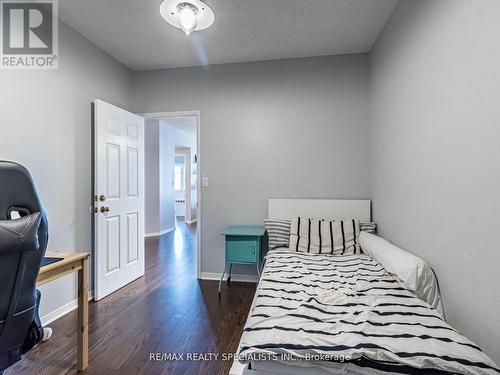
[238,249,499,375]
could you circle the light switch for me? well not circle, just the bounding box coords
[202,176,209,187]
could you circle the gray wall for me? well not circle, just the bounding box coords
[369,0,500,363]
[145,120,160,234]
[158,121,176,232]
[132,54,370,276]
[0,21,132,319]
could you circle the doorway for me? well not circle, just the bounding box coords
[174,152,187,218]
[142,111,201,277]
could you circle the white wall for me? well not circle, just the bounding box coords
[370,0,500,363]
[145,121,196,235]
[0,21,133,319]
[133,54,370,276]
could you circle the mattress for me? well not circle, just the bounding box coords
[242,360,365,375]
[238,248,499,375]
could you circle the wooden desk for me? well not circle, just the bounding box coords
[37,251,90,371]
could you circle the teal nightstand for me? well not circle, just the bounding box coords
[219,225,266,295]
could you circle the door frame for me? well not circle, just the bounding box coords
[140,110,202,279]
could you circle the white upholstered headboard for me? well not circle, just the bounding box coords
[268,199,371,221]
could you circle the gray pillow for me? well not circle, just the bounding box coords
[263,219,291,250]
[359,221,377,234]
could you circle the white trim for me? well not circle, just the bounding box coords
[141,110,202,279]
[145,226,175,238]
[200,272,259,283]
[185,218,198,224]
[41,291,94,326]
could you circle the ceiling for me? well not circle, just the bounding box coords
[59,0,399,71]
[162,116,197,137]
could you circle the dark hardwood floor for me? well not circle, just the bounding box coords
[8,219,256,375]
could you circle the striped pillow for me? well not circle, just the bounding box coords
[360,221,377,234]
[289,217,360,255]
[263,219,291,250]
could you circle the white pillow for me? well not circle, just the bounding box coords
[359,232,444,316]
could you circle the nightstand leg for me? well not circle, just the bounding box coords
[227,264,232,284]
[219,262,228,295]
[257,237,262,278]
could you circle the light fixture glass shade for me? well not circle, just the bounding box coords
[178,6,198,35]
[160,0,214,36]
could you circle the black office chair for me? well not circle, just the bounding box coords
[0,161,49,373]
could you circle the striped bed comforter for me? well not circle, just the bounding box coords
[238,249,499,375]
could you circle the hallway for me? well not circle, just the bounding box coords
[8,220,256,375]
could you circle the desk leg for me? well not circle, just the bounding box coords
[77,257,89,371]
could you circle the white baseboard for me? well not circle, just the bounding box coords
[199,272,259,283]
[185,218,198,224]
[41,291,94,326]
[145,226,175,238]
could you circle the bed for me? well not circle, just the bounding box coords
[233,199,499,375]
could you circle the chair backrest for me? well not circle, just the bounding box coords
[0,161,48,352]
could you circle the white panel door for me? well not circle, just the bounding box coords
[94,99,145,301]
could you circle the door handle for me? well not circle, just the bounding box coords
[99,195,106,201]
[100,206,110,213]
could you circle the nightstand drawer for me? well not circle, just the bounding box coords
[226,236,257,263]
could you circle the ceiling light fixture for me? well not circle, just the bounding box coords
[160,0,214,36]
